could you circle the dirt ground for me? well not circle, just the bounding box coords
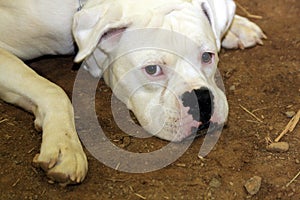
[0,0,299,199]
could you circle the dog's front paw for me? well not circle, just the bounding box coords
[222,15,267,49]
[33,132,88,186]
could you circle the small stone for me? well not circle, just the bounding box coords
[229,85,236,91]
[266,142,289,153]
[209,177,221,188]
[295,159,300,164]
[175,163,186,167]
[275,163,283,167]
[120,136,131,148]
[244,176,262,195]
[285,111,296,118]
[288,192,294,197]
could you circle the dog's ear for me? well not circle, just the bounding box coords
[72,3,131,63]
[77,27,128,78]
[193,0,236,50]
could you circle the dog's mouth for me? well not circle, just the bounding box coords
[124,87,220,142]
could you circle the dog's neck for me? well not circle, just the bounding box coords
[78,0,88,11]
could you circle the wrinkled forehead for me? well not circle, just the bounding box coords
[119,0,217,51]
[120,49,185,67]
[111,29,204,65]
[112,29,200,63]
[155,3,217,51]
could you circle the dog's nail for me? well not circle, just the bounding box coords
[32,154,40,163]
[238,41,245,49]
[76,177,81,183]
[257,38,263,45]
[70,175,76,182]
[48,158,57,169]
[262,32,268,39]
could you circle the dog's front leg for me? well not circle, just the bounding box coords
[0,48,87,185]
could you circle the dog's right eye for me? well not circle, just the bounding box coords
[201,52,214,64]
[144,65,163,76]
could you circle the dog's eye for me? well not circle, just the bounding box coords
[201,52,213,64]
[144,65,162,76]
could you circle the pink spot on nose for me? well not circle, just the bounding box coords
[174,104,203,141]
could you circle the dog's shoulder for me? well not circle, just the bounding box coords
[0,0,78,59]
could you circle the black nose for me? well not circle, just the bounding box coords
[181,87,214,125]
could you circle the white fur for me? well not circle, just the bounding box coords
[0,0,265,184]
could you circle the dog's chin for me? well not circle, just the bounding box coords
[184,121,224,141]
[147,119,202,142]
[148,118,225,142]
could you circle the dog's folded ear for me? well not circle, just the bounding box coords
[193,0,236,50]
[72,3,131,63]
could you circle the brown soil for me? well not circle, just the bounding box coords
[0,0,299,199]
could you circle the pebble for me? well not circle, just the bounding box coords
[120,136,131,148]
[285,111,296,118]
[266,142,289,153]
[244,176,262,195]
[209,177,221,188]
[175,163,187,167]
[229,85,236,91]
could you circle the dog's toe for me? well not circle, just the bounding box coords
[222,15,266,49]
[33,136,88,185]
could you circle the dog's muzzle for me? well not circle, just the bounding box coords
[181,87,214,134]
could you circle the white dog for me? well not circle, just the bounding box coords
[0,0,266,185]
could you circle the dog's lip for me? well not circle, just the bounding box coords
[171,102,200,141]
[184,121,222,141]
[170,115,201,142]
[197,121,210,131]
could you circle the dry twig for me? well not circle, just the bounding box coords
[265,135,273,145]
[12,178,20,187]
[129,186,147,200]
[104,177,130,182]
[115,162,120,170]
[240,105,263,123]
[41,189,46,196]
[235,1,263,19]
[0,118,8,124]
[246,119,261,124]
[252,107,270,113]
[27,147,35,154]
[134,193,147,200]
[30,166,39,174]
[286,170,300,187]
[275,110,300,142]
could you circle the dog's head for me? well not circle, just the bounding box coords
[72,0,235,141]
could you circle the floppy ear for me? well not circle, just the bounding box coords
[193,0,236,50]
[76,26,129,77]
[72,3,131,63]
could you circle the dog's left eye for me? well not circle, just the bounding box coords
[144,65,163,76]
[201,52,213,64]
